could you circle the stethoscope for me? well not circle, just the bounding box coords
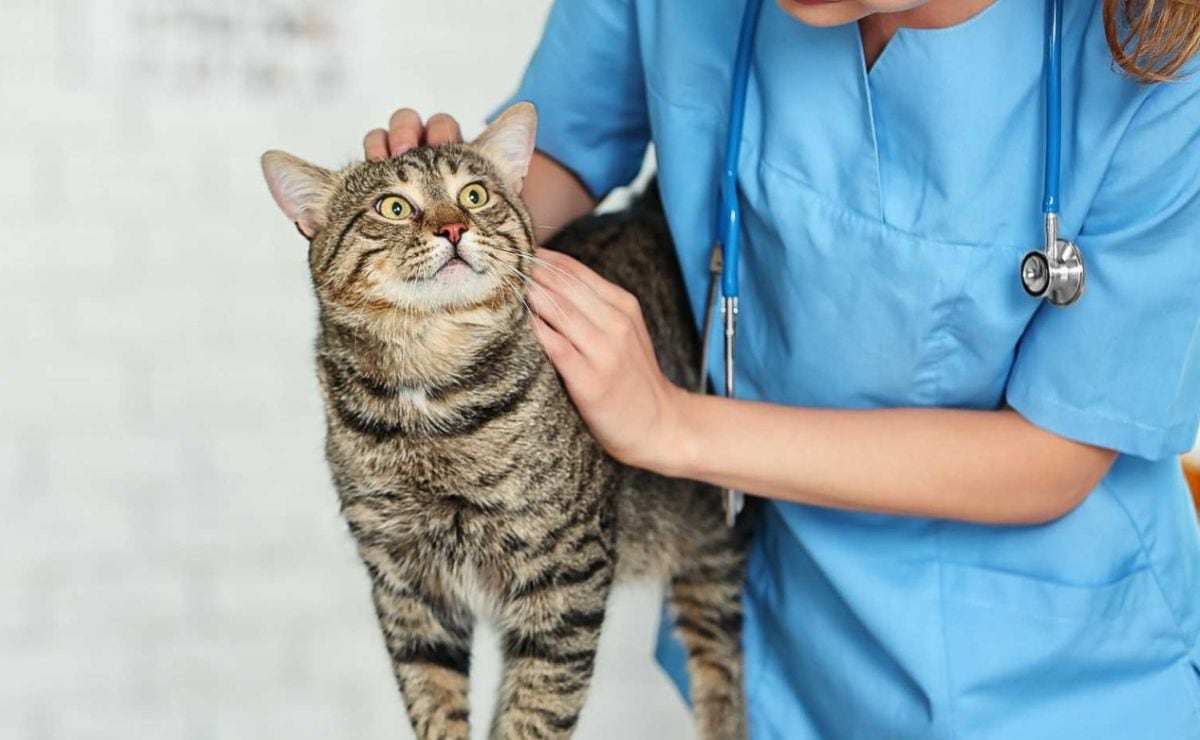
[701,0,1086,526]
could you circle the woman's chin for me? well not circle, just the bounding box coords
[776,0,868,26]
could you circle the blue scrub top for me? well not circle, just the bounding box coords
[498,0,1200,736]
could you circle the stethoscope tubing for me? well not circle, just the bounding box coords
[717,0,766,300]
[706,0,1076,524]
[1043,0,1063,215]
[716,0,1067,299]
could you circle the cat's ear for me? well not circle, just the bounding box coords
[261,151,336,239]
[472,102,537,192]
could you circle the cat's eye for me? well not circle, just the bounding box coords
[375,195,414,221]
[458,183,489,210]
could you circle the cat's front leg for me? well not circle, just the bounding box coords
[489,550,616,739]
[360,546,473,740]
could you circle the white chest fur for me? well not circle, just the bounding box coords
[446,560,498,621]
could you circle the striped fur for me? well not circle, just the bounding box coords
[268,141,749,739]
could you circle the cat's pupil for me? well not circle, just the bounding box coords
[468,191,479,204]
[391,202,403,216]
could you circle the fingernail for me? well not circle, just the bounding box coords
[393,145,411,156]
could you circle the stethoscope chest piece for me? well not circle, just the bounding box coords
[1020,213,1086,307]
[701,0,1087,528]
[1021,238,1085,306]
[1021,0,1085,309]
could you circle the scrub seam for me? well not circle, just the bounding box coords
[1013,388,1181,433]
[915,243,979,405]
[753,155,1029,252]
[1075,86,1156,237]
[1169,316,1200,428]
[1100,480,1193,650]
[935,525,958,740]
[1008,385,1199,462]
[1106,480,1200,729]
[853,21,887,221]
[742,510,771,731]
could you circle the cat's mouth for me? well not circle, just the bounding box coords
[430,253,486,281]
[437,256,471,274]
[365,244,506,311]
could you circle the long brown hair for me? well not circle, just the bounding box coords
[1105,0,1200,82]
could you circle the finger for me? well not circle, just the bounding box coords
[531,259,614,327]
[532,314,593,385]
[526,277,605,355]
[534,253,644,349]
[537,249,628,307]
[534,277,639,380]
[387,108,423,156]
[538,249,657,365]
[424,113,463,146]
[537,250,649,348]
[533,268,639,370]
[363,128,389,161]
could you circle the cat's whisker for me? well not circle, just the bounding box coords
[482,256,575,327]
[480,253,578,332]
[315,266,345,293]
[501,282,537,326]
[523,282,581,336]
[484,242,605,301]
[272,134,749,738]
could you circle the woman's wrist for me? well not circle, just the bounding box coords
[647,387,707,480]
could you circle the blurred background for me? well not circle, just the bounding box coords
[3,2,1199,740]
[0,0,686,738]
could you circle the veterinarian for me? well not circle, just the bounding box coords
[363,0,1200,736]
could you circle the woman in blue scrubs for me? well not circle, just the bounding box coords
[364,0,1200,736]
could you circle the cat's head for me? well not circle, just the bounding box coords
[261,103,537,323]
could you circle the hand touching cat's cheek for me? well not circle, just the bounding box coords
[528,249,691,473]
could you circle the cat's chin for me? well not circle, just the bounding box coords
[435,257,474,279]
[366,271,508,314]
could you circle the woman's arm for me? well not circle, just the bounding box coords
[364,109,595,242]
[673,397,1115,525]
[520,151,597,243]
[529,249,1118,526]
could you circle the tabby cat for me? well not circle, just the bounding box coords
[261,102,749,739]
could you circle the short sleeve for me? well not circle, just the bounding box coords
[490,0,650,199]
[1006,76,1200,460]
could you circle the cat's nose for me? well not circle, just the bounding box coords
[436,222,468,246]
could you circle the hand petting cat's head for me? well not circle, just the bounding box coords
[261,103,537,321]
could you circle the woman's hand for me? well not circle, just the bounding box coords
[523,253,1111,524]
[528,249,694,474]
[363,108,596,241]
[363,109,463,160]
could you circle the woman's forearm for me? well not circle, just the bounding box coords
[667,395,1116,524]
[529,250,1117,526]
[522,151,597,243]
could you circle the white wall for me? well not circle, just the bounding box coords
[0,1,691,737]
